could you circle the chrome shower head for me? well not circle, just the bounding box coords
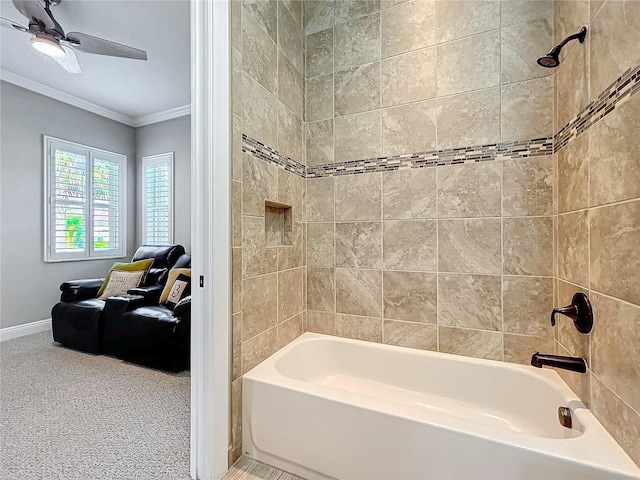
[537,26,587,69]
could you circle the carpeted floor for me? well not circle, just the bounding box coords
[0,331,191,480]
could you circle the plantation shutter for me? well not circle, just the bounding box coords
[45,136,126,262]
[142,153,174,245]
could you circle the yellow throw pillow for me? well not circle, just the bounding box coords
[97,258,155,297]
[98,270,145,300]
[160,268,191,304]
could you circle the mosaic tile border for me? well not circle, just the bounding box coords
[242,63,640,179]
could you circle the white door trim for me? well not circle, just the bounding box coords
[190,1,231,479]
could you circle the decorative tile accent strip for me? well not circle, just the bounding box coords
[555,64,640,151]
[241,63,640,178]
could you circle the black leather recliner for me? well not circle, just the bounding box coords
[102,253,191,372]
[51,245,185,354]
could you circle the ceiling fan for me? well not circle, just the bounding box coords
[0,0,147,74]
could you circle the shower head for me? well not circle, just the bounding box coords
[537,26,587,69]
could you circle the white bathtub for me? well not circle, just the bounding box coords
[243,333,640,480]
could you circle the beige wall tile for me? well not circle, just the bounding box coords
[436,30,500,97]
[438,274,502,331]
[503,217,553,276]
[232,115,242,182]
[502,156,554,217]
[282,0,302,24]
[231,0,242,49]
[591,375,640,466]
[501,77,554,141]
[335,173,382,221]
[277,104,303,162]
[306,120,334,166]
[335,222,382,268]
[278,2,303,72]
[277,312,304,347]
[335,62,381,116]
[306,27,334,78]
[242,154,278,217]
[278,222,304,270]
[439,327,502,361]
[278,169,304,222]
[557,210,589,288]
[242,326,278,373]
[304,0,334,35]
[243,11,278,94]
[232,181,242,247]
[381,47,436,107]
[232,48,242,117]
[383,320,437,350]
[383,220,437,271]
[307,310,336,334]
[307,222,335,267]
[336,314,382,342]
[588,95,640,207]
[306,74,334,121]
[243,0,277,41]
[590,200,640,305]
[501,0,553,27]
[278,53,304,119]
[307,267,335,312]
[232,313,242,381]
[335,0,380,24]
[436,0,499,43]
[242,73,278,147]
[503,276,554,337]
[382,168,437,220]
[589,0,640,100]
[555,39,589,130]
[383,271,437,323]
[382,100,437,156]
[381,0,435,57]
[336,268,382,317]
[307,177,335,222]
[231,377,242,446]
[501,17,553,84]
[438,219,502,274]
[504,334,555,365]
[556,280,590,361]
[242,273,278,340]
[436,89,501,150]
[554,0,588,47]
[437,161,501,218]
[232,247,242,314]
[591,292,640,413]
[335,13,381,70]
[334,111,382,161]
[278,268,304,322]
[557,132,588,214]
[242,216,278,277]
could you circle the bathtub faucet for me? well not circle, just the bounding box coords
[530,351,587,374]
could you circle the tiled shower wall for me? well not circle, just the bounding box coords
[304,0,555,164]
[305,0,557,363]
[552,0,640,465]
[230,0,306,464]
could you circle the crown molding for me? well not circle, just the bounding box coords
[0,69,136,126]
[0,69,191,128]
[132,104,191,127]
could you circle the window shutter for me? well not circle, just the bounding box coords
[93,157,121,252]
[142,153,174,245]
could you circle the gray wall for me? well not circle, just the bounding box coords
[0,81,137,329]
[135,115,191,250]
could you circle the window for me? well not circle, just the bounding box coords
[142,153,174,245]
[44,136,126,262]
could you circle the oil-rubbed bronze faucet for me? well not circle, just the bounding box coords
[551,292,594,334]
[530,351,587,374]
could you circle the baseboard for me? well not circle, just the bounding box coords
[0,318,52,342]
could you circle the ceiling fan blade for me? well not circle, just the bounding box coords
[52,45,81,74]
[11,0,56,29]
[0,16,30,33]
[64,32,147,60]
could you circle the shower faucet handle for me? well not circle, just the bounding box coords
[551,292,593,334]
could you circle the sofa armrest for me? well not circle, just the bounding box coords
[173,295,191,318]
[60,278,105,302]
[127,285,163,303]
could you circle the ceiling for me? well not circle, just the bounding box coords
[0,0,190,124]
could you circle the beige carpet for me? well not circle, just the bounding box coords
[0,331,191,480]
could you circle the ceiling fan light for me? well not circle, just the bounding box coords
[30,33,65,58]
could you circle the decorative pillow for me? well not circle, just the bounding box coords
[97,258,155,297]
[160,268,191,306]
[98,270,145,300]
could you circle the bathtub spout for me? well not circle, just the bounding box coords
[530,351,587,374]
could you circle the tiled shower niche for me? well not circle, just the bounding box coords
[265,201,293,247]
